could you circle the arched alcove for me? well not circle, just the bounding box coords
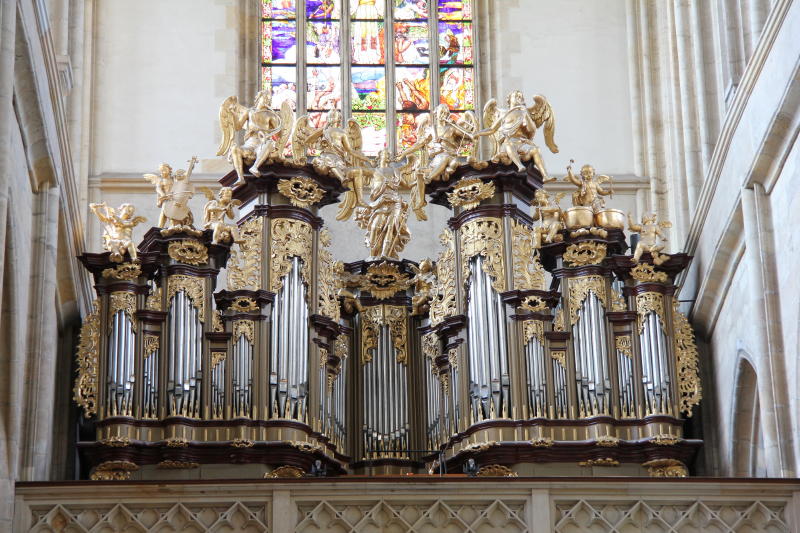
[731,355,766,477]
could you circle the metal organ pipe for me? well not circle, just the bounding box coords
[107,310,135,416]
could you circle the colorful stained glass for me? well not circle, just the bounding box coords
[307,22,341,63]
[306,0,340,19]
[262,66,298,109]
[307,66,342,109]
[438,21,472,65]
[349,0,385,19]
[394,0,429,20]
[351,67,386,110]
[396,112,428,148]
[394,22,429,65]
[395,67,430,111]
[439,67,474,110]
[437,0,471,20]
[262,0,296,19]
[352,112,387,155]
[262,20,297,63]
[351,22,385,63]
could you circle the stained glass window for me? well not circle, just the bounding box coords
[261,0,478,154]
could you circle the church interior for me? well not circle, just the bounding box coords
[1,0,800,531]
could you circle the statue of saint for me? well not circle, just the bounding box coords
[89,202,147,263]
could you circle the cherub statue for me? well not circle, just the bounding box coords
[216,91,294,181]
[409,259,436,316]
[477,91,558,178]
[144,156,198,232]
[531,189,566,247]
[200,186,243,244]
[89,202,147,263]
[628,213,672,265]
[564,160,613,210]
[335,262,363,314]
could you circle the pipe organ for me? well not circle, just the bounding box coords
[76,92,702,480]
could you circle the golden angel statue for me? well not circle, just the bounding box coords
[531,189,566,247]
[144,156,198,232]
[216,90,294,181]
[290,113,325,164]
[334,261,364,314]
[200,186,243,244]
[564,160,613,210]
[478,91,558,178]
[628,213,672,265]
[89,202,147,263]
[409,259,436,316]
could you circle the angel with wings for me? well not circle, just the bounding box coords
[216,91,293,182]
[144,156,197,231]
[408,259,436,316]
[565,161,613,210]
[290,114,325,164]
[478,91,558,179]
[628,213,672,265]
[532,189,566,247]
[200,186,243,244]
[89,202,147,263]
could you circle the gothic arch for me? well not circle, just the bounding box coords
[731,353,765,477]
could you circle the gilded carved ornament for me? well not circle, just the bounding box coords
[636,292,666,334]
[317,230,341,321]
[277,176,325,207]
[520,295,547,312]
[650,434,682,446]
[563,241,607,267]
[270,218,313,293]
[231,438,255,448]
[361,262,410,299]
[265,465,305,478]
[90,461,139,481]
[567,276,607,326]
[74,299,99,417]
[201,186,243,244]
[230,297,258,313]
[158,460,200,469]
[595,435,620,447]
[611,289,626,311]
[630,262,668,283]
[522,319,544,345]
[629,213,672,266]
[144,334,160,358]
[146,287,162,311]
[553,307,566,332]
[109,291,136,320]
[551,350,566,368]
[643,458,688,477]
[167,239,208,266]
[673,300,702,416]
[100,436,130,447]
[428,229,457,327]
[361,305,408,365]
[476,464,518,477]
[615,335,633,359]
[167,275,206,323]
[102,263,141,281]
[422,332,440,361]
[460,217,506,292]
[511,220,546,291]
[447,177,495,210]
[233,320,255,344]
[579,458,619,467]
[530,437,554,448]
[211,351,226,369]
[212,310,224,332]
[89,202,147,263]
[228,217,263,291]
[166,438,188,447]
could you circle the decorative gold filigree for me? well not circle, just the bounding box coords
[422,332,440,360]
[615,335,632,358]
[447,177,495,210]
[530,437,554,448]
[270,218,312,293]
[520,295,547,312]
[429,229,457,326]
[230,297,258,313]
[146,287,162,311]
[317,230,341,321]
[522,319,544,345]
[579,458,619,467]
[553,307,565,332]
[650,434,682,445]
[168,239,208,266]
[462,441,498,453]
[100,436,130,447]
[461,217,505,292]
[228,217,263,290]
[288,441,322,453]
[90,461,139,481]
[212,351,226,368]
[447,347,458,370]
[476,464,517,477]
[630,263,668,283]
[102,263,141,281]
[231,438,255,448]
[233,320,254,344]
[673,300,702,416]
[213,310,224,332]
[109,291,136,319]
[595,435,620,447]
[643,458,688,477]
[568,276,607,325]
[167,275,206,323]
[277,176,325,207]
[265,465,305,478]
[511,220,546,291]
[551,350,566,368]
[144,334,159,358]
[563,241,607,266]
[611,289,626,311]
[166,438,188,448]
[361,305,407,365]
[74,299,100,417]
[636,291,666,334]
[361,262,410,299]
[158,460,200,469]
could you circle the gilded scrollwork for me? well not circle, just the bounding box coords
[636,291,666,334]
[615,335,632,358]
[673,299,702,416]
[212,310,224,332]
[553,307,565,332]
[520,295,547,312]
[422,332,440,361]
[168,239,208,266]
[361,262,410,299]
[567,275,607,325]
[595,435,620,447]
[90,460,139,481]
[650,434,682,445]
[146,287,162,311]
[630,262,668,283]
[277,176,325,207]
[211,351,226,369]
[522,319,544,345]
[109,291,136,320]
[102,263,141,281]
[563,241,607,267]
[233,320,254,344]
[611,289,626,311]
[265,465,305,478]
[643,458,688,477]
[317,229,341,321]
[144,334,159,357]
[511,220,545,291]
[360,305,408,365]
[270,218,313,293]
[460,217,505,292]
[530,437,554,448]
[447,177,495,210]
[429,229,457,327]
[476,464,518,477]
[228,217,263,290]
[551,350,566,367]
[167,275,206,323]
[230,297,258,313]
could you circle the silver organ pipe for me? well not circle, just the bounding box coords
[107,310,135,417]
[640,312,672,415]
[211,351,225,419]
[466,256,510,420]
[571,292,611,417]
[143,341,159,420]
[269,257,309,420]
[524,335,547,418]
[616,336,635,418]
[232,335,253,417]
[166,291,202,418]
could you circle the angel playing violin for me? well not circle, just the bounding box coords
[200,186,243,244]
[143,156,198,231]
[89,202,147,263]
[216,91,294,182]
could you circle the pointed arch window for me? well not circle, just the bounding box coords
[261,0,478,155]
